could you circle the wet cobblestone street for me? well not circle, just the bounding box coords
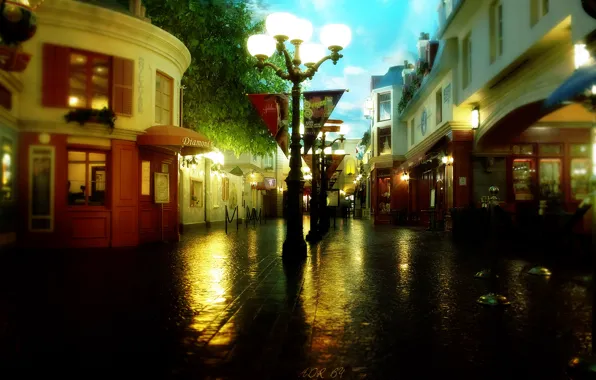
[0,218,593,379]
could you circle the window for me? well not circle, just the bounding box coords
[378,92,391,121]
[190,179,203,208]
[29,146,55,231]
[530,0,549,26]
[489,1,503,63]
[435,89,443,125]
[538,144,562,155]
[512,159,535,200]
[571,159,590,201]
[463,33,472,89]
[570,144,590,201]
[155,71,173,125]
[42,44,134,115]
[512,144,534,155]
[67,151,107,206]
[539,158,561,197]
[1,138,12,201]
[410,118,415,146]
[378,127,391,155]
[68,51,111,110]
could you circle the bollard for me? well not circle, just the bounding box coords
[476,186,510,306]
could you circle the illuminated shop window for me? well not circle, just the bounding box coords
[68,151,107,206]
[1,138,12,201]
[571,158,590,201]
[539,158,561,197]
[512,159,534,201]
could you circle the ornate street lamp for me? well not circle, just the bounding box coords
[247,13,351,259]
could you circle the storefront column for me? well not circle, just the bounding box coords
[452,132,474,208]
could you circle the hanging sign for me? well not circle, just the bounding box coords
[326,154,346,178]
[248,93,290,157]
[303,89,345,152]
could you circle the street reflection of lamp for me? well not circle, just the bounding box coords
[248,12,351,259]
[471,106,480,129]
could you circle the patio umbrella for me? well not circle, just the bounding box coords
[544,63,596,110]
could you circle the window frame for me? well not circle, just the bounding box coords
[155,70,174,125]
[463,33,472,89]
[377,92,391,122]
[435,88,443,125]
[68,48,113,110]
[67,149,109,208]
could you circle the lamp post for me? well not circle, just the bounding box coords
[318,128,346,234]
[247,13,351,259]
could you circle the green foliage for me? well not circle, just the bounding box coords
[360,130,370,147]
[64,107,117,130]
[143,0,290,156]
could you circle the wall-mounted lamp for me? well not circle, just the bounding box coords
[304,174,313,181]
[471,106,480,129]
[278,187,284,192]
[574,43,593,69]
[401,172,410,182]
[441,155,454,165]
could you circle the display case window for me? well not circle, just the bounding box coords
[377,177,391,214]
[1,137,12,201]
[190,178,203,208]
[512,144,534,155]
[29,146,55,231]
[539,158,561,197]
[539,144,562,155]
[512,159,534,200]
[67,150,107,206]
[571,158,590,201]
[570,144,590,157]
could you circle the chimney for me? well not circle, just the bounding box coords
[426,41,440,70]
[417,32,430,62]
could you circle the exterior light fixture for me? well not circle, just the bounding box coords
[441,155,454,165]
[471,106,480,129]
[401,172,410,182]
[278,186,284,192]
[574,44,593,69]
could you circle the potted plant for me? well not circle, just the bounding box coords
[64,107,117,131]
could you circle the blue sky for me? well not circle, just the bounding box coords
[249,0,438,139]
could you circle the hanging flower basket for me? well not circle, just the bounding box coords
[0,45,30,72]
[64,107,117,131]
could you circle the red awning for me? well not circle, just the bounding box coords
[137,125,214,156]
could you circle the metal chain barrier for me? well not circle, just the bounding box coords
[225,205,239,234]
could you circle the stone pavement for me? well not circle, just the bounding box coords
[0,218,593,379]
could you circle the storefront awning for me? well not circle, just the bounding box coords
[137,125,214,156]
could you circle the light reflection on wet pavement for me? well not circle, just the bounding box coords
[0,218,592,379]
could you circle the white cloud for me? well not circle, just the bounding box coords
[355,26,368,36]
[336,102,359,111]
[344,66,367,75]
[321,75,348,89]
[299,0,332,11]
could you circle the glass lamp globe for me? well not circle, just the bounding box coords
[300,43,326,65]
[320,24,352,49]
[299,123,305,135]
[266,12,297,40]
[247,34,276,58]
[289,18,313,42]
[340,124,350,136]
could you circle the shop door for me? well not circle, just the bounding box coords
[139,149,178,244]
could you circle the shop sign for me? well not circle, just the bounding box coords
[182,136,211,148]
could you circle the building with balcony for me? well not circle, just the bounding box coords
[2,0,209,248]
[367,65,406,223]
[393,0,596,231]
